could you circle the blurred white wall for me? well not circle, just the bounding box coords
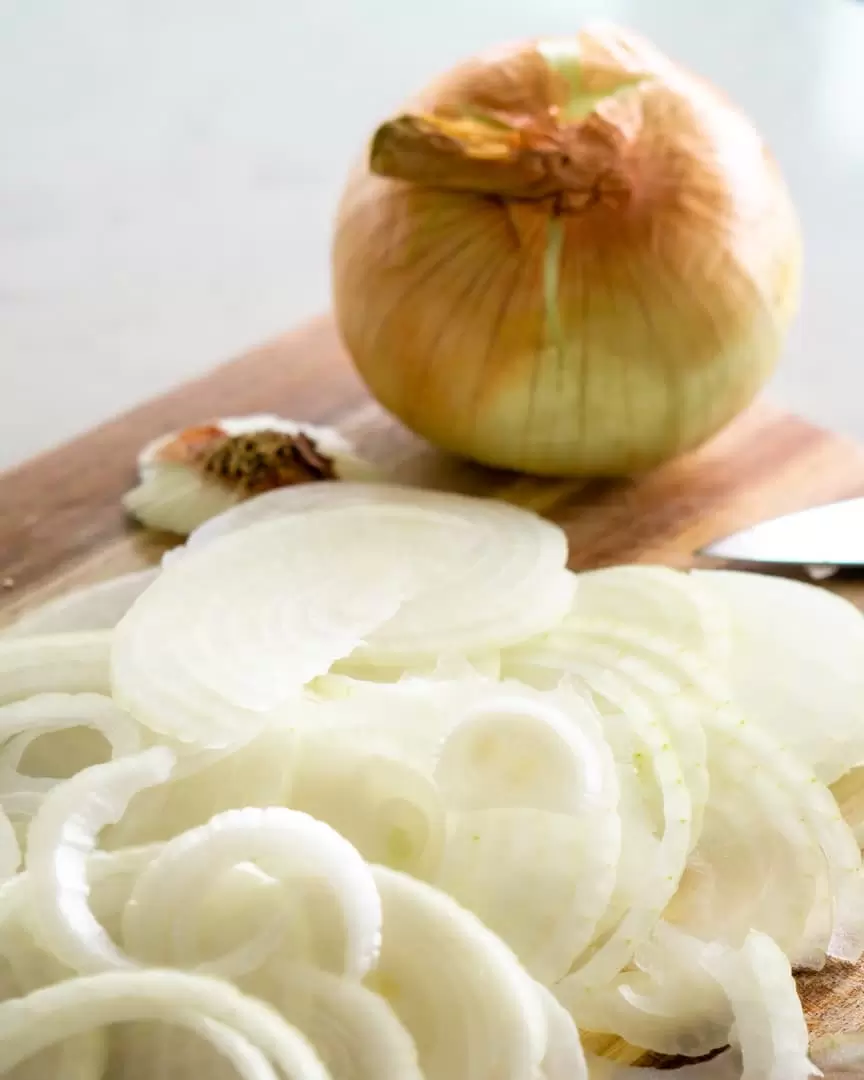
[1,0,863,467]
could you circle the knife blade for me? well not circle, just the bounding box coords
[700,496,864,568]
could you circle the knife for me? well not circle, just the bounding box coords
[700,496,864,570]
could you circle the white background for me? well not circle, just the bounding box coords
[2,0,863,468]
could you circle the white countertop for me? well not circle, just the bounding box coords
[2,0,864,470]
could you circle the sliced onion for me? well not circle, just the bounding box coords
[104,728,296,848]
[87,843,164,943]
[366,865,547,1080]
[667,729,831,967]
[107,1017,279,1080]
[436,806,618,984]
[517,617,863,967]
[504,622,709,838]
[25,748,176,972]
[289,728,445,880]
[570,922,732,1056]
[111,507,425,745]
[2,571,158,639]
[433,682,616,816]
[0,633,111,706]
[304,674,467,774]
[243,963,423,1080]
[0,969,332,1080]
[182,482,574,663]
[0,845,161,992]
[122,807,382,979]
[331,647,503,685]
[583,935,810,1076]
[530,660,693,993]
[0,885,69,992]
[0,809,20,883]
[695,569,864,783]
[0,1029,109,1080]
[0,694,142,813]
[701,930,814,1080]
[610,617,864,965]
[568,566,730,666]
[535,983,588,1080]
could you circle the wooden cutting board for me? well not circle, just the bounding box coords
[3,314,864,1057]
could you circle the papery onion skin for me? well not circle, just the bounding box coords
[332,23,800,476]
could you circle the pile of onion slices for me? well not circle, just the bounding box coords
[1,482,864,1079]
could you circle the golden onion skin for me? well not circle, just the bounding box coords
[332,24,801,477]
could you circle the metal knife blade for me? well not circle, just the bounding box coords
[700,496,864,568]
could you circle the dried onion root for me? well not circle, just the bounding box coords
[124,414,381,536]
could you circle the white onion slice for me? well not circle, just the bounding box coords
[617,618,864,964]
[0,633,111,706]
[537,660,692,993]
[289,728,445,880]
[0,1029,109,1080]
[107,1018,279,1080]
[695,569,864,783]
[0,887,69,993]
[570,923,732,1056]
[569,566,730,666]
[517,617,863,966]
[668,728,831,967]
[182,482,574,663]
[504,622,710,838]
[366,865,547,1080]
[433,684,615,816]
[115,495,569,745]
[104,728,296,848]
[242,964,423,1080]
[0,845,160,997]
[0,969,332,1080]
[0,809,21,883]
[25,748,175,972]
[2,571,158,639]
[304,674,466,774]
[87,843,164,944]
[330,647,503,685]
[535,983,588,1080]
[182,480,528,551]
[112,507,425,745]
[122,807,382,979]
[701,930,815,1080]
[0,693,142,808]
[436,806,618,984]
[584,935,812,1076]
[115,1015,291,1080]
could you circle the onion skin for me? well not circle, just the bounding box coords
[332,23,801,476]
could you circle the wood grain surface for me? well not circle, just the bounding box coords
[3,314,864,1058]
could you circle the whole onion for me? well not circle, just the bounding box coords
[332,23,801,476]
